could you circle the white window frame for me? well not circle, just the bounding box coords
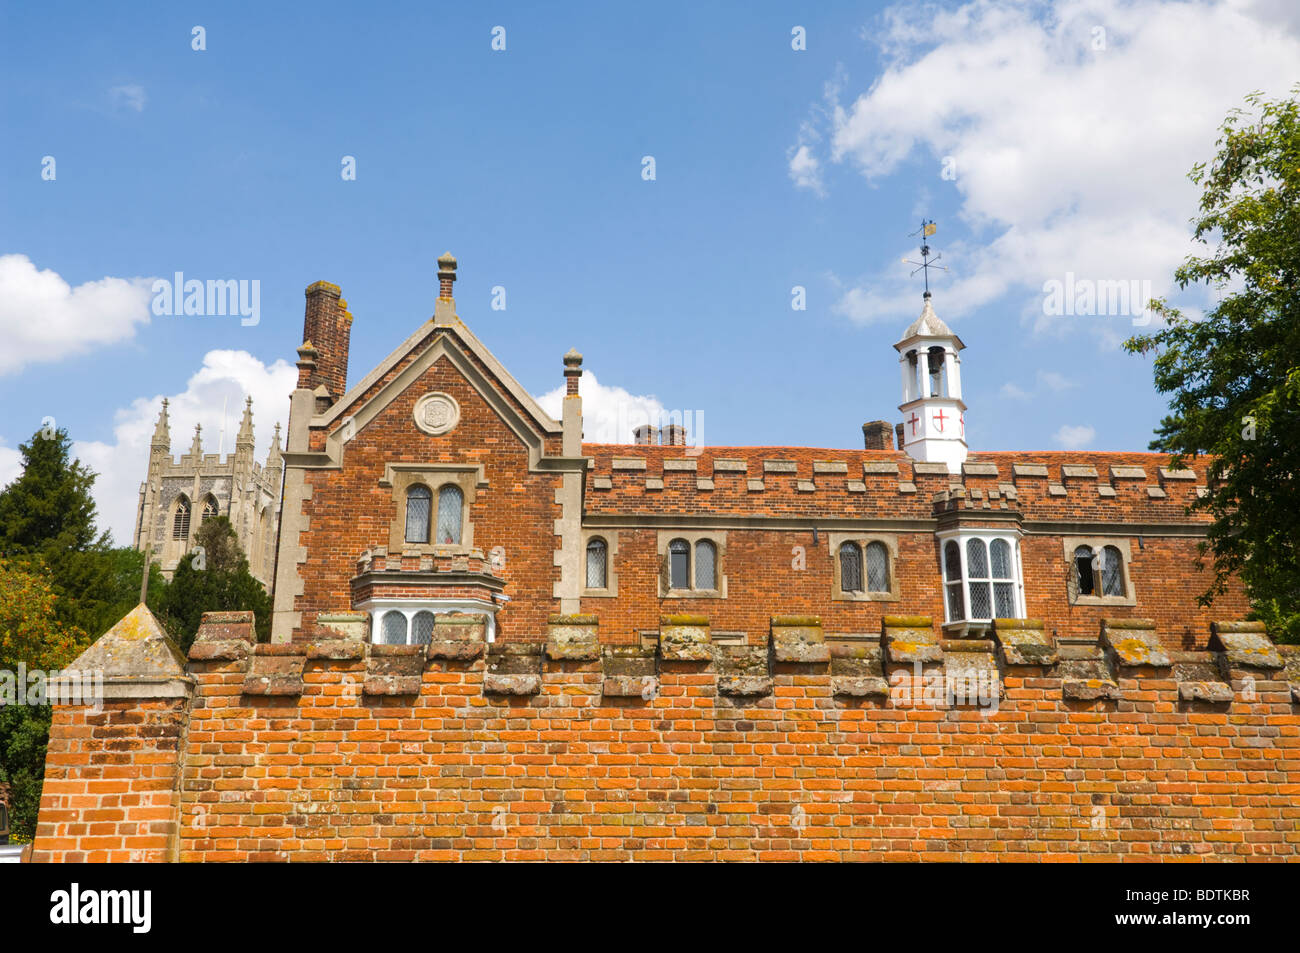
[937,529,1025,631]
[357,597,498,645]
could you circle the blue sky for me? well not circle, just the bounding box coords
[2,0,1297,542]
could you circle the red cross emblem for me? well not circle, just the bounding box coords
[959,414,965,437]
[933,409,948,432]
[908,412,921,435]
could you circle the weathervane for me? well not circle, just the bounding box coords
[902,219,948,298]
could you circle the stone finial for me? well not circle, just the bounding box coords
[266,422,283,470]
[437,252,457,299]
[189,423,203,458]
[563,348,583,396]
[236,396,255,448]
[151,398,171,450]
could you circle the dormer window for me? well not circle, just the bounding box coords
[940,531,1024,627]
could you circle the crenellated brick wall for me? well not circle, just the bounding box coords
[33,609,1299,863]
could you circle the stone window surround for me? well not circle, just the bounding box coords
[581,528,619,598]
[381,462,488,555]
[828,532,901,602]
[937,529,1026,628]
[1061,536,1137,607]
[356,596,498,645]
[657,530,728,599]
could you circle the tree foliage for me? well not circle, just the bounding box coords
[1125,88,1300,641]
[156,516,271,652]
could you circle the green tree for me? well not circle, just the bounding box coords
[157,516,271,652]
[0,426,166,637]
[1125,88,1300,642]
[0,559,92,843]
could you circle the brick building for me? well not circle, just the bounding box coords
[270,253,1246,649]
[31,254,1298,863]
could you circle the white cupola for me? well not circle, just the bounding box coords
[894,292,967,473]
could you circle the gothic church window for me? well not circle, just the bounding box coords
[201,496,218,522]
[172,496,191,540]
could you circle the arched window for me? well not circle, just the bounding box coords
[668,538,689,590]
[436,485,463,545]
[200,495,218,522]
[944,540,964,621]
[405,485,431,544]
[1074,544,1096,596]
[381,611,408,645]
[411,611,435,645]
[1101,545,1124,597]
[694,540,716,590]
[989,538,1016,618]
[865,541,890,593]
[840,542,863,592]
[586,537,608,589]
[172,496,191,540]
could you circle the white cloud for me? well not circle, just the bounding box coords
[74,350,297,546]
[535,370,668,444]
[1036,370,1074,392]
[806,0,1300,329]
[788,144,825,196]
[1000,382,1030,400]
[1053,424,1096,449]
[0,439,22,492]
[109,84,146,112]
[0,255,154,375]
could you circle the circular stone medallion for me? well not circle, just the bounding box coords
[414,392,460,436]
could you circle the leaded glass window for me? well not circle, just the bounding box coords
[694,540,716,590]
[436,484,463,545]
[405,485,431,544]
[668,539,689,589]
[381,611,408,645]
[1101,545,1124,596]
[944,540,964,621]
[840,542,863,592]
[866,541,889,593]
[586,537,607,589]
[966,538,992,620]
[411,611,435,645]
[990,538,1016,618]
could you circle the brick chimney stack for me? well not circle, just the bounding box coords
[633,425,659,445]
[862,420,895,450]
[663,424,687,446]
[301,281,352,404]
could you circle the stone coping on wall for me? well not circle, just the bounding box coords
[166,609,1300,709]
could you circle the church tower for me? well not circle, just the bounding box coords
[895,292,968,473]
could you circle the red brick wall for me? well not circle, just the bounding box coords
[31,699,190,863]
[170,645,1298,862]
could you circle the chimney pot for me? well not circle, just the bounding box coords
[862,420,895,451]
